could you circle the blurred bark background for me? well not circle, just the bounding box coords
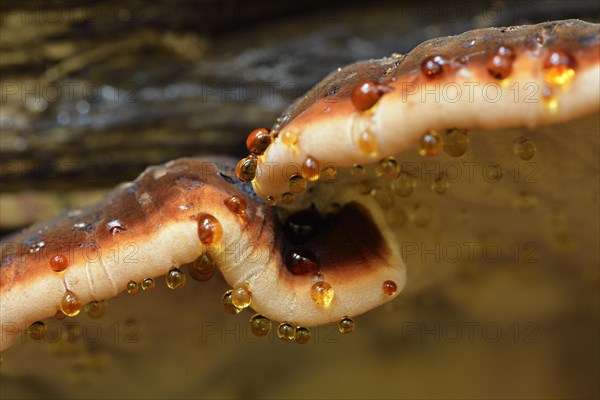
[1,0,598,233]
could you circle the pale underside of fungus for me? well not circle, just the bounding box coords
[0,19,598,351]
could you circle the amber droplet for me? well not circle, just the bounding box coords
[285,247,319,275]
[231,284,252,309]
[265,196,277,207]
[28,321,47,340]
[544,50,576,87]
[351,164,366,179]
[421,55,445,78]
[392,173,416,197]
[221,290,242,314]
[277,322,296,342]
[351,81,391,111]
[288,174,307,194]
[235,156,257,182]
[84,301,107,319]
[49,254,69,272]
[382,280,398,296]
[249,314,272,337]
[419,130,442,156]
[338,317,355,334]
[431,176,449,194]
[443,129,469,157]
[513,137,536,160]
[224,195,247,215]
[188,253,216,282]
[294,327,311,344]
[61,290,81,316]
[486,46,515,80]
[197,213,223,245]
[281,192,294,204]
[357,129,378,155]
[141,278,155,291]
[126,281,138,294]
[166,268,186,290]
[246,128,272,155]
[311,281,334,307]
[321,165,337,181]
[281,131,298,147]
[302,156,320,181]
[376,157,399,182]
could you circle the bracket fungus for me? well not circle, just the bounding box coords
[1,20,599,351]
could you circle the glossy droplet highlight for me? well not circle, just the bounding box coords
[338,317,355,334]
[265,196,277,207]
[351,81,391,111]
[246,127,272,155]
[49,254,69,272]
[431,176,449,194]
[188,253,216,282]
[166,268,186,290]
[513,137,536,160]
[141,278,155,291]
[277,322,296,342]
[288,174,307,194]
[376,157,399,182]
[281,192,294,204]
[302,156,320,181]
[421,55,445,78]
[351,164,365,179]
[486,46,515,80]
[107,220,127,235]
[231,284,252,309]
[224,195,247,215]
[28,321,47,340]
[61,290,81,316]
[249,314,272,337]
[357,129,378,155]
[281,131,298,147]
[126,281,138,294]
[285,247,319,275]
[222,290,242,314]
[197,213,223,245]
[311,281,334,308]
[383,280,398,296]
[235,156,257,182]
[84,301,107,318]
[443,129,469,157]
[294,327,311,344]
[544,50,575,87]
[419,130,442,157]
[392,173,416,197]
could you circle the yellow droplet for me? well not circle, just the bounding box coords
[544,51,576,87]
[513,137,536,160]
[84,301,107,319]
[351,164,365,179]
[141,278,155,291]
[249,314,272,337]
[166,268,186,290]
[265,196,277,207]
[231,284,252,309]
[61,290,81,316]
[294,326,311,344]
[338,317,355,334]
[281,131,298,147]
[443,129,469,157]
[357,129,378,155]
[311,281,334,307]
[514,192,539,212]
[431,176,449,194]
[302,156,320,181]
[321,165,337,181]
[392,173,416,197]
[28,321,47,340]
[419,130,442,157]
[281,192,294,204]
[277,322,296,341]
[126,281,138,294]
[188,253,216,282]
[289,174,307,193]
[222,290,242,314]
[376,157,399,181]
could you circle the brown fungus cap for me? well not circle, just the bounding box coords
[252,20,599,201]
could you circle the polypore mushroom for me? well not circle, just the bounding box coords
[1,19,598,352]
